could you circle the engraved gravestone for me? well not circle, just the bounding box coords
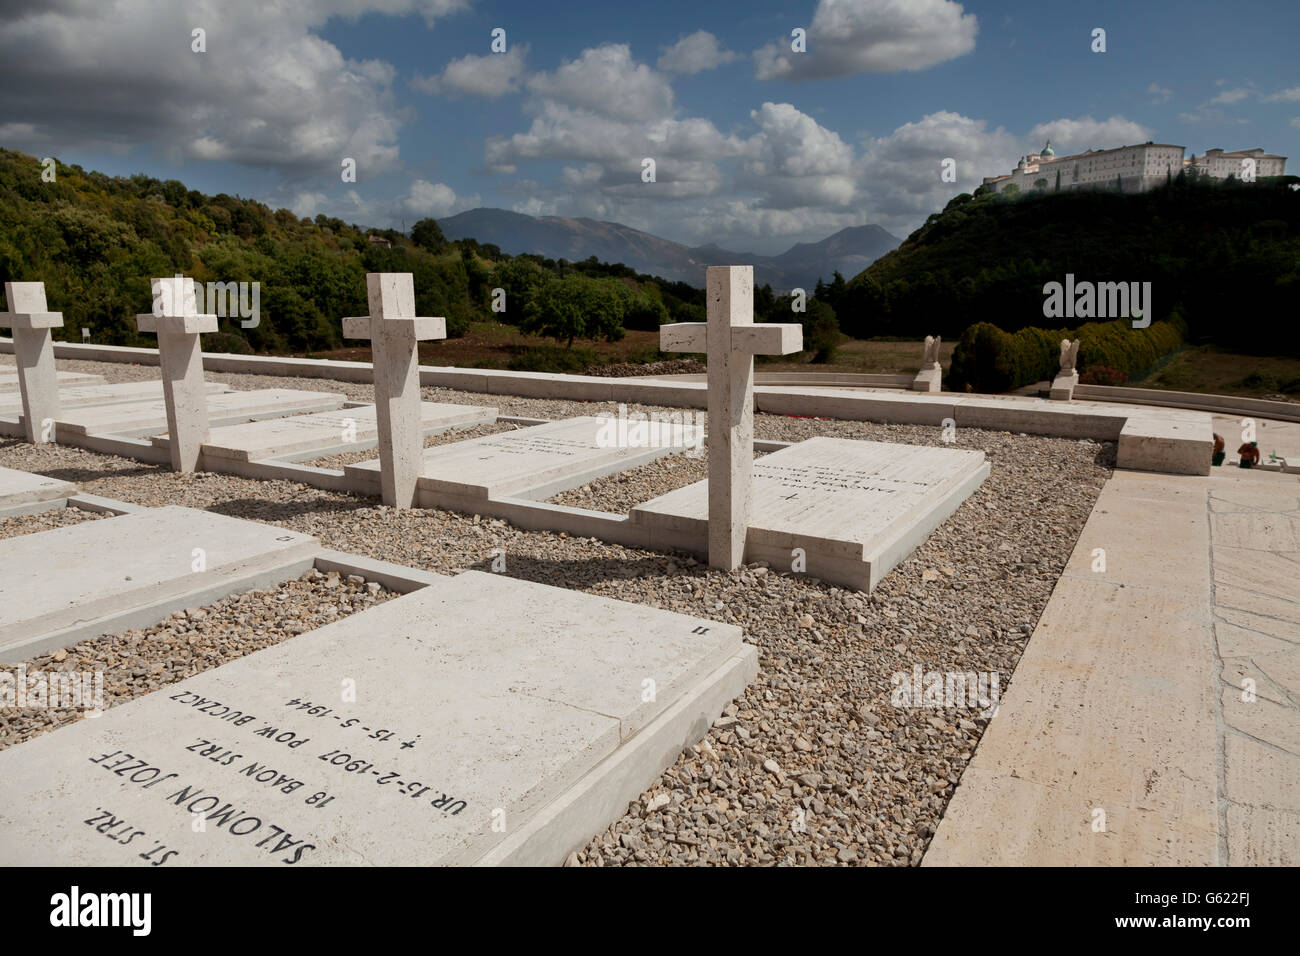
[345,415,701,502]
[631,438,989,591]
[183,401,498,463]
[0,570,757,866]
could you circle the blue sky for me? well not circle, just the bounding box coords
[1,0,1296,253]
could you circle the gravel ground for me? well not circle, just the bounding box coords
[0,505,107,540]
[585,358,706,377]
[0,568,396,752]
[551,449,771,512]
[0,355,1114,865]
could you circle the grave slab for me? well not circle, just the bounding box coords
[1,380,232,418]
[0,506,319,661]
[50,388,345,437]
[0,370,103,391]
[345,415,703,502]
[163,401,498,462]
[0,569,756,866]
[0,465,77,515]
[630,437,989,591]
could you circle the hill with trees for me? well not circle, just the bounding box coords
[837,173,1300,355]
[0,149,706,358]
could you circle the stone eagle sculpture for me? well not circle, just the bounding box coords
[1059,338,1080,372]
[922,335,942,368]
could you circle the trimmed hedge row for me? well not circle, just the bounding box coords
[947,317,1185,393]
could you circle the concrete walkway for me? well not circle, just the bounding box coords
[1209,469,1300,865]
[925,465,1300,865]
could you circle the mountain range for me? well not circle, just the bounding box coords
[438,208,901,291]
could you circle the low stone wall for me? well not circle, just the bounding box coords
[0,338,1215,473]
[1075,383,1300,423]
[643,371,917,389]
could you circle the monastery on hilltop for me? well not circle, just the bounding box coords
[982,141,1288,195]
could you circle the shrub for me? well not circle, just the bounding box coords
[797,298,840,363]
[1079,365,1127,386]
[202,330,253,354]
[506,345,600,374]
[949,317,1184,393]
[947,322,1058,392]
[1239,371,1280,391]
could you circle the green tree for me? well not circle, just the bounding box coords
[410,218,447,253]
[521,274,626,347]
[489,256,551,323]
[796,298,840,363]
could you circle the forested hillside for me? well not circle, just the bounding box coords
[839,174,1300,354]
[0,149,703,355]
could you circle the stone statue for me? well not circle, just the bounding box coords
[1059,338,1080,372]
[922,335,942,368]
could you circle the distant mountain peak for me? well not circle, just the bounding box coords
[438,208,900,290]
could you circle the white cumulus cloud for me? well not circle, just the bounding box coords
[1025,116,1155,154]
[525,44,675,122]
[754,0,978,81]
[657,31,739,75]
[0,0,469,176]
[411,45,527,98]
[403,179,478,217]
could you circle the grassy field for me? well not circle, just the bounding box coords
[311,324,951,376]
[309,322,1296,401]
[312,319,664,372]
[1137,346,1300,400]
[759,336,956,374]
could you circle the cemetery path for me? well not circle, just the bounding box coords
[926,467,1300,866]
[1207,469,1300,865]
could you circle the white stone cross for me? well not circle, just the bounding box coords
[1,282,63,444]
[135,275,218,472]
[343,273,446,508]
[660,265,802,570]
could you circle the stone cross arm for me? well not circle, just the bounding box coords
[660,320,803,356]
[3,282,63,329]
[134,276,218,335]
[135,312,219,335]
[342,314,446,341]
[0,311,63,330]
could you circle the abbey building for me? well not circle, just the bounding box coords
[982,141,1287,195]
